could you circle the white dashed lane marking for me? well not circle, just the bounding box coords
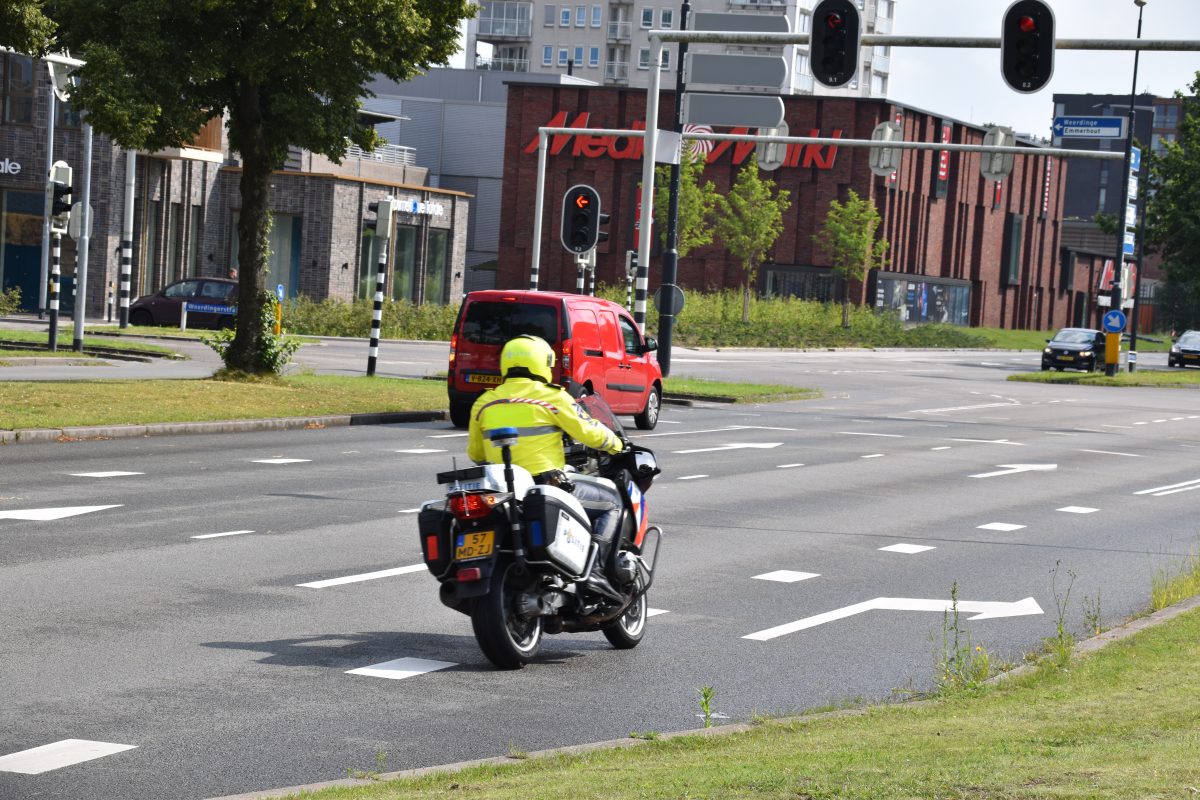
[1058,506,1099,514]
[776,463,805,468]
[647,608,670,617]
[753,570,819,583]
[838,432,903,438]
[346,657,456,680]
[879,543,935,554]
[978,522,1026,532]
[860,454,885,459]
[0,505,123,521]
[0,739,137,774]
[252,458,311,465]
[1134,478,1200,497]
[1080,449,1142,458]
[298,564,426,588]
[394,449,448,454]
[191,530,255,540]
[68,471,144,478]
[678,475,708,480]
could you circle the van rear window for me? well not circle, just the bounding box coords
[461,302,559,345]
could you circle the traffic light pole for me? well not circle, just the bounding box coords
[72,121,93,352]
[48,232,61,351]
[119,150,135,328]
[366,238,388,377]
[657,0,690,378]
[38,88,56,319]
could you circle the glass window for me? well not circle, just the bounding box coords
[870,72,887,95]
[661,48,670,71]
[661,9,673,28]
[462,301,559,345]
[424,229,449,305]
[544,5,556,25]
[392,225,418,301]
[561,7,571,25]
[163,279,202,298]
[186,206,201,278]
[1,191,45,310]
[558,48,569,66]
[574,46,584,66]
[619,315,642,354]
[877,0,893,18]
[164,203,182,285]
[591,5,602,27]
[638,48,650,69]
[55,100,82,128]
[589,46,600,67]
[796,53,810,75]
[543,45,554,66]
[1098,187,1107,212]
[231,213,300,298]
[359,231,383,299]
[641,8,654,27]
[798,12,810,33]
[1154,104,1167,127]
[576,5,585,26]
[1166,105,1179,126]
[3,55,34,124]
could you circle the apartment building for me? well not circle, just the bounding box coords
[465,0,895,98]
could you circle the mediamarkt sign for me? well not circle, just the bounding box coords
[524,111,842,170]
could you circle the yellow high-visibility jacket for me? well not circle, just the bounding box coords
[467,378,623,475]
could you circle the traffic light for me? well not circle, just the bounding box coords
[48,161,73,235]
[366,195,395,239]
[561,184,602,254]
[1001,0,1055,94]
[597,211,610,246]
[810,0,860,88]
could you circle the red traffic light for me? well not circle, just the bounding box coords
[1018,15,1036,33]
[825,12,843,29]
[574,194,590,209]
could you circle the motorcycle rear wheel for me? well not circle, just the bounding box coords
[471,558,543,669]
[602,570,647,649]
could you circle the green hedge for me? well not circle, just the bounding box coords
[282,290,989,349]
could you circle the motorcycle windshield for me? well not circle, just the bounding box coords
[578,393,624,438]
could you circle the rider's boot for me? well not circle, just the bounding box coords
[581,537,622,600]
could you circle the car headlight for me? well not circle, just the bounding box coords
[1171,345,1180,353]
[1043,347,1052,354]
[1080,350,1092,357]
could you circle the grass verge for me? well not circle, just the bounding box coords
[1008,369,1200,387]
[0,374,446,430]
[0,328,177,356]
[663,376,819,403]
[278,606,1200,800]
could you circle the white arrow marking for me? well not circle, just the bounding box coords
[969,464,1057,479]
[674,442,782,454]
[1134,477,1200,497]
[0,504,123,522]
[744,596,1043,641]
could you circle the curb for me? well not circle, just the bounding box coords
[1,410,446,445]
[206,595,1200,800]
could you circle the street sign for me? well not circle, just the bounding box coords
[1125,202,1137,228]
[1102,309,1127,333]
[980,125,1015,181]
[1130,145,1141,172]
[756,121,788,172]
[685,53,787,90]
[653,284,685,316]
[868,121,902,177]
[1127,174,1138,200]
[1124,231,1135,256]
[66,202,93,240]
[1052,116,1124,138]
[185,302,237,315]
[682,93,785,129]
[690,11,791,33]
[276,283,286,302]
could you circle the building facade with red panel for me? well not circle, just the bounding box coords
[498,82,1083,330]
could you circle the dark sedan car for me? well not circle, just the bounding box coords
[1041,327,1106,372]
[129,278,237,329]
[1168,331,1200,368]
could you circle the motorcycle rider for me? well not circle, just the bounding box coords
[467,334,626,596]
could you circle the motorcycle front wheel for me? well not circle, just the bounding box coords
[471,558,543,669]
[602,570,647,649]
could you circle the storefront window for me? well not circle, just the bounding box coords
[0,191,45,310]
[359,230,383,299]
[874,273,970,326]
[425,228,449,305]
[2,55,34,125]
[230,213,302,298]
[392,224,418,301]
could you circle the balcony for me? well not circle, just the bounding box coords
[870,53,890,72]
[728,0,786,7]
[609,0,632,5]
[607,20,631,42]
[476,1,533,41]
[476,56,530,72]
[604,61,629,84]
[346,142,417,166]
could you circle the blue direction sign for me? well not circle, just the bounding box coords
[1123,231,1136,256]
[1053,116,1124,139]
[1130,145,1142,173]
[1103,309,1127,333]
[185,302,236,315]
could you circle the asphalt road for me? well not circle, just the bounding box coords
[2,348,1198,799]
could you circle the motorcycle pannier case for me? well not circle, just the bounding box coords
[521,486,592,576]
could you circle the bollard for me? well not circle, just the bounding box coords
[180,303,188,331]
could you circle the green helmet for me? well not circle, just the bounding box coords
[500,335,555,383]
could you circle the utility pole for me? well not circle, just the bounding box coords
[658,0,690,378]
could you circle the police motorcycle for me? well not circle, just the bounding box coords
[417,395,662,669]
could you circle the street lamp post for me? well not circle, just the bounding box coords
[1107,0,1146,376]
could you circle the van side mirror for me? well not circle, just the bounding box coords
[641,336,658,354]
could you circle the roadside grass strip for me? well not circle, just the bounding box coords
[298,564,426,588]
[0,740,137,774]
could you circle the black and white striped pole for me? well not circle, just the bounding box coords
[119,150,135,328]
[48,232,61,351]
[585,248,596,296]
[365,196,394,377]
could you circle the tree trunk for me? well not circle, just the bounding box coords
[841,280,851,329]
[224,83,271,373]
[742,282,751,323]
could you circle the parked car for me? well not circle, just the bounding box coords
[1041,327,1106,372]
[129,278,238,329]
[1168,330,1200,368]
[447,290,663,430]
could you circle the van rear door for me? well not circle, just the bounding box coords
[453,298,560,392]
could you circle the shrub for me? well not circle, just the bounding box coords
[282,295,458,340]
[0,287,21,317]
[203,291,302,374]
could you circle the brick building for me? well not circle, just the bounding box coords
[0,54,470,317]
[498,81,1089,330]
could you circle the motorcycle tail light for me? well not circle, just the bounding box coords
[458,566,482,582]
[448,492,498,520]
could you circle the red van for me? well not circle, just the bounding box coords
[448,290,663,430]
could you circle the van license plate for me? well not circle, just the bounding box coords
[455,530,494,560]
[467,373,502,385]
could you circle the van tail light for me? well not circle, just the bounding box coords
[449,333,458,366]
[560,338,572,374]
[448,492,499,520]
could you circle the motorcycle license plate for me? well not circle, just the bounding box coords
[455,530,494,560]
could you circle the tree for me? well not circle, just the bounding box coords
[712,163,790,323]
[0,0,56,55]
[46,0,473,373]
[653,148,719,258]
[813,189,889,328]
[1146,72,1200,319]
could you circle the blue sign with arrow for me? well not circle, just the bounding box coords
[1053,116,1124,139]
[1103,310,1127,333]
